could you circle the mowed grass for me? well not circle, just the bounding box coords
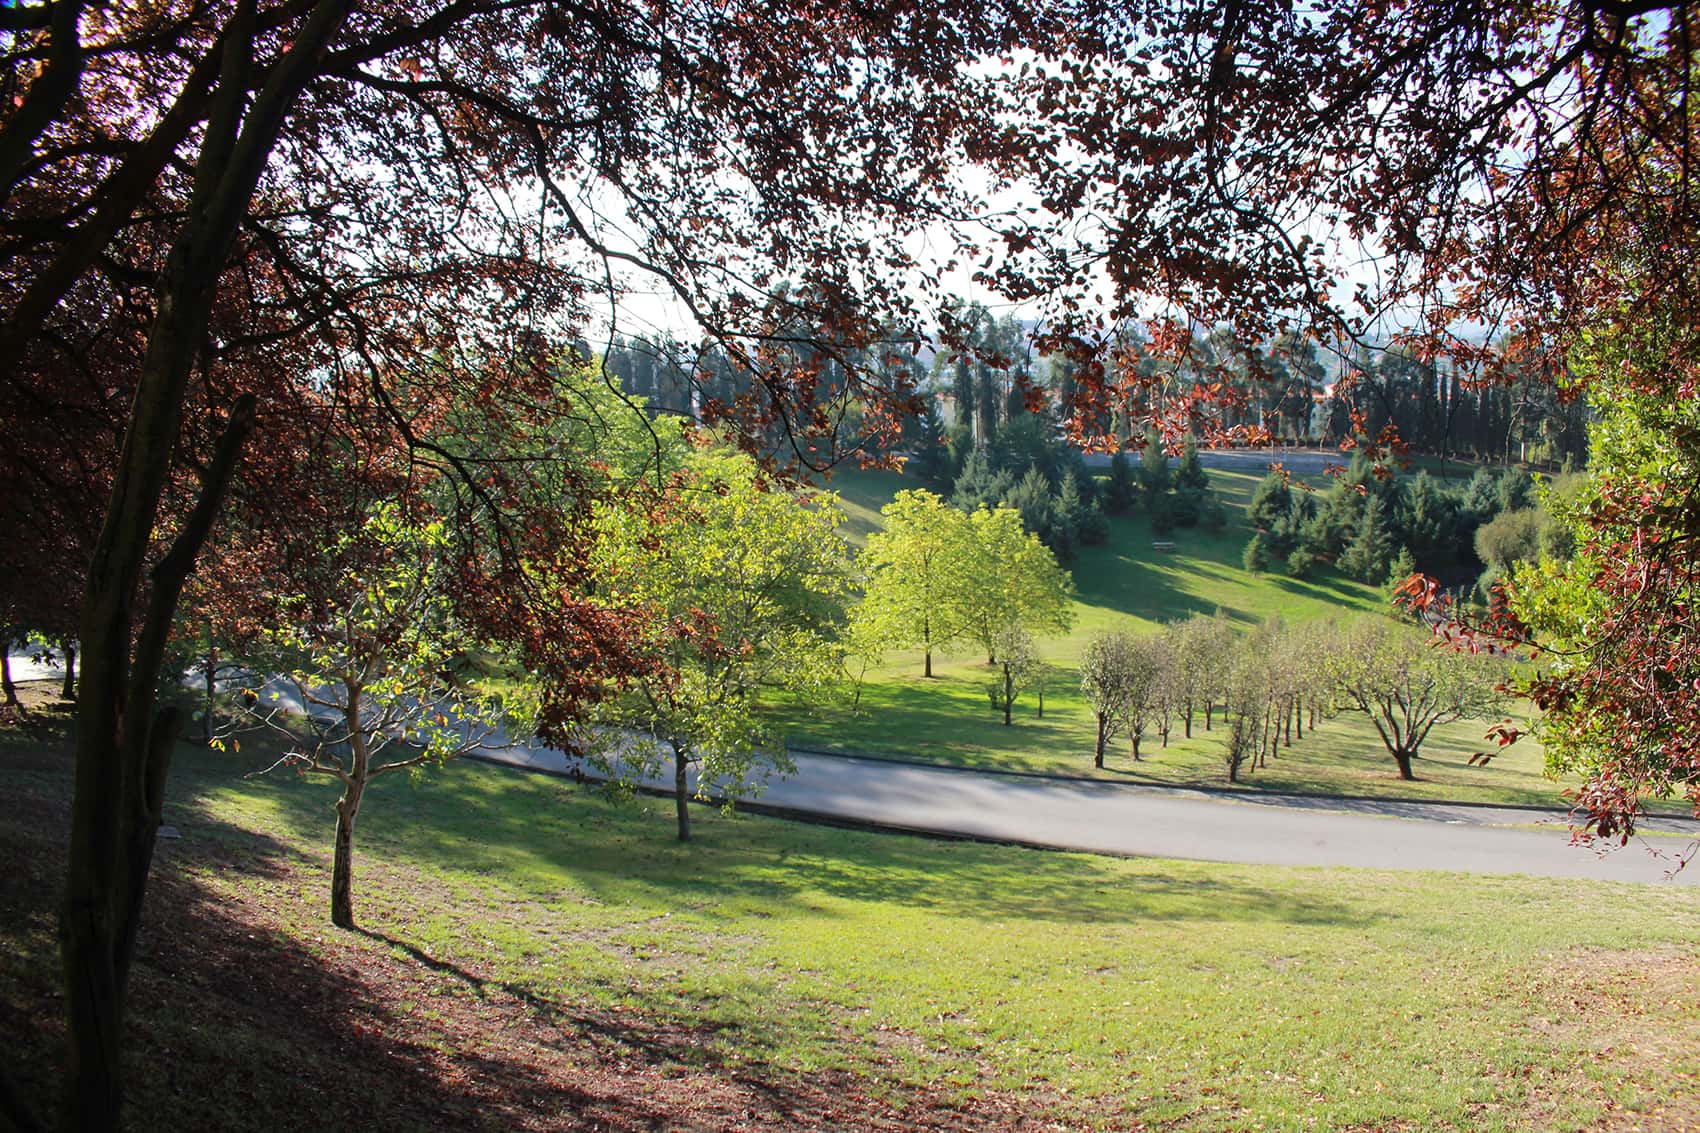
[784,465,1574,807]
[11,731,1695,1132]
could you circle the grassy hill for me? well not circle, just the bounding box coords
[799,465,1565,807]
[5,710,1697,1132]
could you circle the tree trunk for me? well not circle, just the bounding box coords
[60,641,77,700]
[1129,729,1141,760]
[59,6,348,1119]
[1001,664,1012,725]
[330,779,365,929]
[1393,748,1416,780]
[1094,715,1107,769]
[1183,704,1192,738]
[1205,702,1215,730]
[203,647,217,741]
[0,646,16,707]
[674,746,691,842]
[924,648,932,678]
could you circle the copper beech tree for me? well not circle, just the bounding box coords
[0,1,1081,1128]
[8,0,1700,1127]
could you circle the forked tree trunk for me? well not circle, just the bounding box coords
[674,746,691,842]
[60,641,77,700]
[60,5,347,1125]
[1392,748,1416,780]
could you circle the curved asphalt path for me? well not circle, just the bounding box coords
[473,741,1700,887]
[11,655,1696,886]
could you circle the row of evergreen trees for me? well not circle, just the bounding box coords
[1101,435,1227,534]
[1242,457,1545,589]
[916,416,1109,562]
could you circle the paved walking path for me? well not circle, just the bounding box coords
[474,741,1700,887]
[12,654,1695,885]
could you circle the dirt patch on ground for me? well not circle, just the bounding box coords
[0,687,1078,1132]
[1518,945,1700,1132]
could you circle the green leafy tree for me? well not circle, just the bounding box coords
[984,624,1040,725]
[1507,355,1700,836]
[957,505,1076,664]
[1118,634,1169,760]
[854,489,975,678]
[1080,631,1138,767]
[1474,507,1546,598]
[1326,618,1505,780]
[588,451,853,841]
[227,505,515,929]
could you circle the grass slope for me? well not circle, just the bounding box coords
[788,466,1566,806]
[5,711,1699,1132]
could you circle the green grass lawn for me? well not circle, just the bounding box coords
[8,723,1695,1132]
[777,466,1586,808]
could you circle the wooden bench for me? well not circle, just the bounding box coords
[1152,540,1177,552]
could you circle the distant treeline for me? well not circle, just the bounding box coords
[596,302,1589,469]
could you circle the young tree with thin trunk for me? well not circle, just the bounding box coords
[1116,634,1168,762]
[854,490,974,679]
[1328,618,1506,781]
[227,505,511,929]
[984,624,1039,726]
[1080,631,1138,768]
[586,451,852,842]
[957,505,1076,666]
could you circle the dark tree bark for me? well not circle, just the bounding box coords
[674,746,691,842]
[1392,748,1416,780]
[61,5,348,1126]
[60,641,77,700]
[0,646,16,707]
[330,780,365,929]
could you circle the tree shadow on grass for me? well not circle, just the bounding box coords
[2,735,1075,1133]
[171,736,1376,937]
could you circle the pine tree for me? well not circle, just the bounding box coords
[1174,437,1210,491]
[1246,472,1292,532]
[1340,496,1397,582]
[1105,450,1137,514]
[1243,532,1272,573]
[950,448,1014,513]
[1138,432,1171,507]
